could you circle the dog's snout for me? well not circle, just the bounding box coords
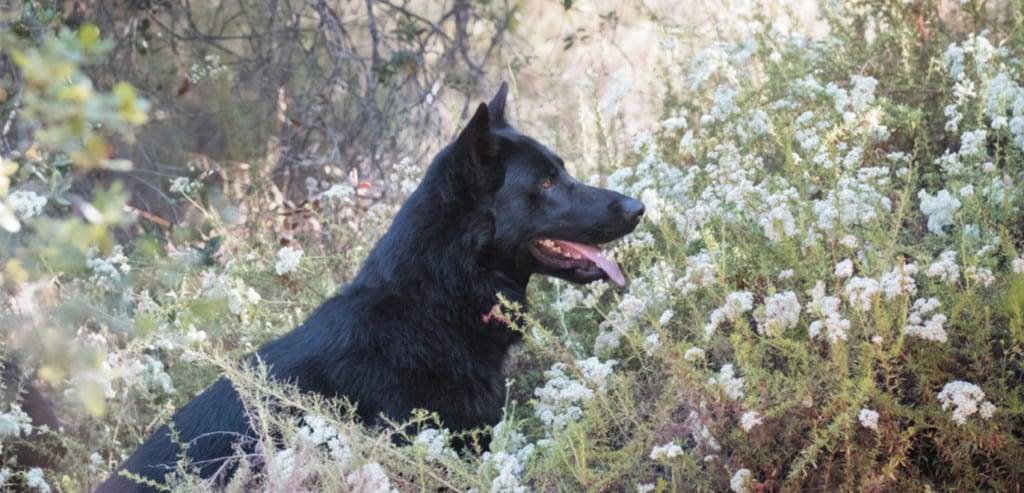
[615,198,645,222]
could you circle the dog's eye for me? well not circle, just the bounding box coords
[540,178,554,190]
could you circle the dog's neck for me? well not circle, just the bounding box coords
[348,165,528,345]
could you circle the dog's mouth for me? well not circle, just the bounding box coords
[528,238,625,286]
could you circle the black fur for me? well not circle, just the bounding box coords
[98,83,642,491]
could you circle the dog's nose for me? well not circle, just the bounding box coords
[618,198,645,222]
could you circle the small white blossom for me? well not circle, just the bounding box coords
[346,463,397,493]
[705,291,754,336]
[844,276,880,312]
[740,411,763,432]
[8,190,47,218]
[534,358,616,432]
[903,298,948,343]
[965,266,996,287]
[979,401,997,419]
[709,364,745,401]
[1013,257,1024,274]
[643,333,662,356]
[684,347,706,362]
[0,405,34,438]
[755,291,801,337]
[858,408,880,431]
[835,259,854,279]
[926,250,960,285]
[880,263,918,299]
[25,468,50,493]
[937,381,988,425]
[480,451,528,493]
[169,176,199,195]
[840,234,860,249]
[649,442,684,461]
[730,468,753,493]
[658,309,675,326]
[808,281,850,344]
[274,246,304,275]
[415,428,456,461]
[918,189,961,235]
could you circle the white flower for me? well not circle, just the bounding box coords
[918,189,961,235]
[965,266,996,287]
[169,176,199,195]
[812,177,891,231]
[643,333,662,355]
[759,203,797,243]
[649,442,684,461]
[658,309,675,326]
[979,401,997,419]
[709,364,744,401]
[926,250,960,285]
[1013,257,1024,274]
[534,358,616,432]
[8,190,47,218]
[959,128,988,158]
[268,447,298,483]
[844,276,880,312]
[808,281,850,344]
[840,234,860,248]
[937,381,988,425]
[298,415,351,464]
[740,411,763,432]
[415,428,456,461]
[0,405,33,438]
[903,298,948,343]
[481,451,528,493]
[858,408,880,431]
[25,468,50,493]
[322,183,356,202]
[274,246,303,275]
[730,468,753,493]
[637,483,656,493]
[777,269,795,280]
[880,263,918,299]
[201,270,261,316]
[755,291,801,337]
[641,188,663,223]
[346,463,396,493]
[684,347,706,362]
[87,245,131,290]
[835,259,854,279]
[705,291,754,336]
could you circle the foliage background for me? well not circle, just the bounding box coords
[1,0,1023,491]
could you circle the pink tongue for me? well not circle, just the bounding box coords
[552,240,626,287]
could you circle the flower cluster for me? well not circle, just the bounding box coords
[937,381,996,425]
[533,357,617,432]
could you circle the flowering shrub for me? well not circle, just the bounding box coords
[2,1,1024,491]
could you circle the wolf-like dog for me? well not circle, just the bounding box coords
[99,83,643,491]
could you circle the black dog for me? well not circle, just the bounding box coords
[99,83,643,491]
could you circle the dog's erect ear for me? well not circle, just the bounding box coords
[488,82,509,127]
[455,102,497,165]
[451,102,503,200]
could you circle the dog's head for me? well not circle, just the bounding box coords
[449,83,644,286]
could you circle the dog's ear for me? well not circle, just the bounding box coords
[488,82,509,127]
[450,102,503,200]
[455,102,497,165]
